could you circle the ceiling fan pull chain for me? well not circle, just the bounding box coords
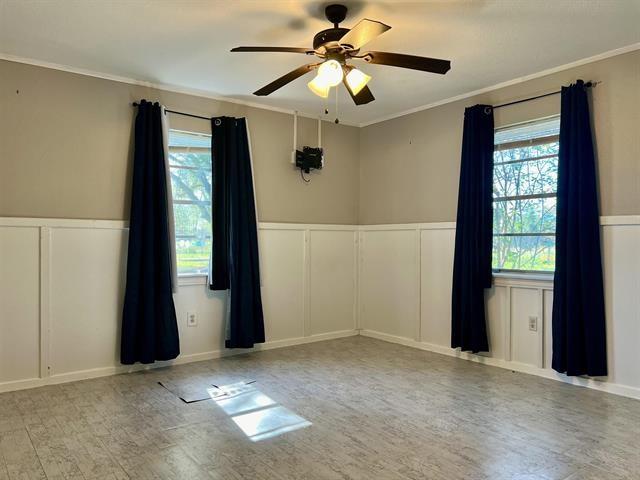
[334,87,340,124]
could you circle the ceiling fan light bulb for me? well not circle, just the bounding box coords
[345,68,371,95]
[308,75,330,98]
[317,59,343,87]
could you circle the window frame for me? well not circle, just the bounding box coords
[492,116,560,275]
[167,128,213,278]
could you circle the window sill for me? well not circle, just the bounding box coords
[493,271,554,288]
[178,274,208,286]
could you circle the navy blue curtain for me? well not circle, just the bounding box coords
[210,117,265,349]
[451,104,494,353]
[552,80,607,376]
[121,100,179,364]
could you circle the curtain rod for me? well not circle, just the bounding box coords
[131,102,210,121]
[492,81,600,109]
[133,81,601,119]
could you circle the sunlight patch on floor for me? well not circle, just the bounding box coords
[208,382,311,442]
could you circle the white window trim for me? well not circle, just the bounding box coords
[493,271,553,287]
[178,274,208,286]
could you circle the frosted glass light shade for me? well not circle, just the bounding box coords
[317,60,343,87]
[345,68,371,95]
[307,75,330,98]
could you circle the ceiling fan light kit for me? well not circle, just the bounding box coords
[307,75,330,98]
[231,4,451,105]
[344,67,371,95]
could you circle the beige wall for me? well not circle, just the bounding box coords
[0,60,360,224]
[359,50,640,224]
[2,51,638,226]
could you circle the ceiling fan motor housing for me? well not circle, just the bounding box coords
[313,28,350,51]
[314,4,351,51]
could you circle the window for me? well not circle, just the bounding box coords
[168,130,212,276]
[492,117,560,273]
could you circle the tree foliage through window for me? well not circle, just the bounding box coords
[168,130,212,275]
[492,117,560,272]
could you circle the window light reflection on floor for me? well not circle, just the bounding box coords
[208,382,311,442]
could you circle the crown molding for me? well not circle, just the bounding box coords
[2,42,639,129]
[358,42,640,127]
[0,53,359,127]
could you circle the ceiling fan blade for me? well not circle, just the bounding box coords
[231,46,313,54]
[339,19,391,50]
[343,82,375,105]
[362,51,451,74]
[253,63,319,96]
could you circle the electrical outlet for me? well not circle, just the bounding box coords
[528,316,538,332]
[187,311,197,327]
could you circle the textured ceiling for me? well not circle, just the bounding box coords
[1,0,639,125]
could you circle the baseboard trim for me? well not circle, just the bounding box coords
[0,329,358,393]
[359,329,640,401]
[2,329,637,400]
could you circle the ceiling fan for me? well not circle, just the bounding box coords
[231,4,451,105]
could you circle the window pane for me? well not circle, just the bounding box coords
[170,167,212,202]
[492,235,555,272]
[173,195,211,275]
[494,140,559,163]
[493,157,558,198]
[168,151,211,169]
[175,236,212,275]
[495,116,560,146]
[493,197,557,234]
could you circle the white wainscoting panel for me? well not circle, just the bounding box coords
[0,218,359,392]
[420,228,454,347]
[543,289,554,369]
[485,286,507,361]
[49,227,127,376]
[510,287,543,368]
[360,218,640,400]
[360,229,419,340]
[170,285,228,357]
[0,226,41,384]
[308,230,357,336]
[259,228,306,342]
[602,224,640,389]
[1,217,638,399]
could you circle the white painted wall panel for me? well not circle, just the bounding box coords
[485,286,506,360]
[1,217,638,399]
[543,289,553,369]
[0,227,40,383]
[173,287,227,356]
[49,227,127,375]
[602,225,640,388]
[420,228,454,347]
[360,230,418,339]
[309,230,356,335]
[259,229,306,341]
[510,288,542,368]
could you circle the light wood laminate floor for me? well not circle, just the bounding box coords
[0,336,638,480]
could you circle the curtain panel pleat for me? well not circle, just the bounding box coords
[451,104,494,353]
[209,116,265,349]
[121,100,180,364]
[552,80,607,377]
